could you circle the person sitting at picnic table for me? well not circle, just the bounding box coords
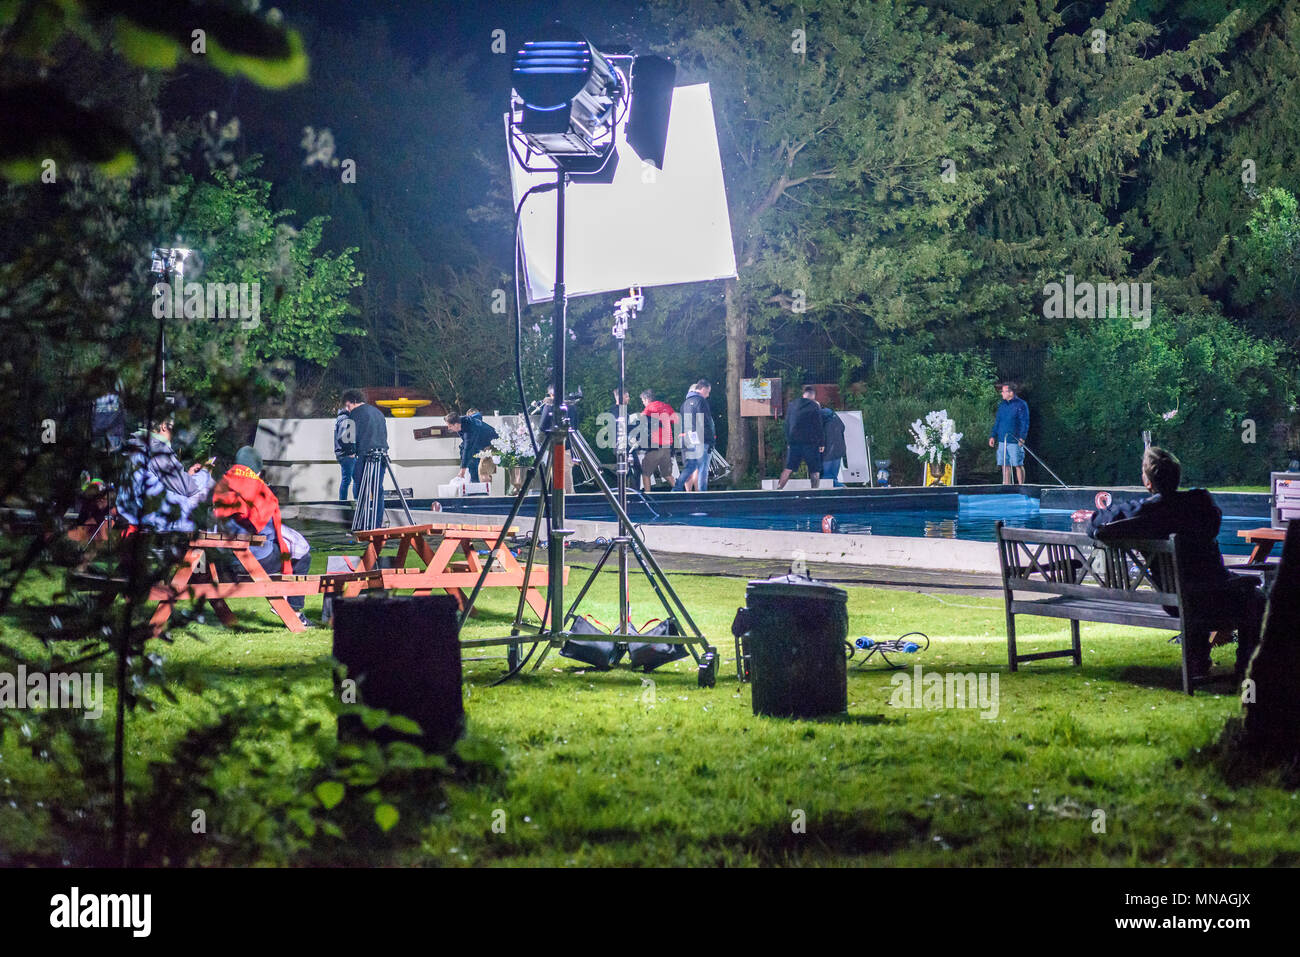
[116,416,214,534]
[1086,446,1264,681]
[211,446,313,626]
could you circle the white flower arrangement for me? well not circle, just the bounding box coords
[906,409,963,466]
[488,422,537,468]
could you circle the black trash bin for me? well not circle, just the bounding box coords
[732,575,848,718]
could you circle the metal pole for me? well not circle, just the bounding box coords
[617,324,630,634]
[548,169,568,638]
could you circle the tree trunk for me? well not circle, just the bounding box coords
[1240,522,1300,759]
[724,277,751,482]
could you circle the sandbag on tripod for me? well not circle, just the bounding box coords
[628,618,690,672]
[559,615,625,670]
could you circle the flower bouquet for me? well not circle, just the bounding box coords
[906,410,962,486]
[491,423,537,494]
[490,424,537,469]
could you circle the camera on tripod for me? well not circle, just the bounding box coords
[530,386,584,418]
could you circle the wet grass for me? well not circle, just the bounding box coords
[2,548,1296,866]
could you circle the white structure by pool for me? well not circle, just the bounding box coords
[254,414,516,502]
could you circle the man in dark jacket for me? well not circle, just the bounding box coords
[673,380,716,492]
[343,389,389,528]
[820,406,847,487]
[445,409,498,482]
[778,385,825,489]
[1087,446,1264,680]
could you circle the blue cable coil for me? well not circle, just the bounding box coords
[848,632,930,668]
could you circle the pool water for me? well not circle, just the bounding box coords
[399,492,1266,556]
[722,495,1263,555]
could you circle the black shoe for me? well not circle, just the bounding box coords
[296,612,315,629]
[1188,655,1212,679]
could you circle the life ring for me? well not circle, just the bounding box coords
[1095,491,1112,510]
[821,515,838,533]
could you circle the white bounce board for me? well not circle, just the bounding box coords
[508,83,738,304]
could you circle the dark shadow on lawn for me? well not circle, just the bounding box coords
[1111,664,1237,694]
[181,660,332,682]
[808,711,894,727]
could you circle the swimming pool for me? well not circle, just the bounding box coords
[391,488,1268,555]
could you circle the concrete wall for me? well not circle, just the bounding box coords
[297,503,1002,573]
[254,414,516,502]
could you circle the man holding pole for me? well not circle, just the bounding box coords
[988,382,1029,485]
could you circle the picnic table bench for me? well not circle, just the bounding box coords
[345,522,567,618]
[995,522,1257,694]
[72,532,382,636]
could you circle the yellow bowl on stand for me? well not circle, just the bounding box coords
[375,398,432,418]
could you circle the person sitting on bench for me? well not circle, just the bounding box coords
[116,415,214,534]
[1086,446,1263,680]
[211,446,313,626]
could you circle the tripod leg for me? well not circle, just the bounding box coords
[385,455,414,525]
[564,538,617,629]
[568,431,707,644]
[459,431,554,625]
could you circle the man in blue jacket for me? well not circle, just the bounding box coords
[333,406,357,502]
[445,410,498,483]
[988,382,1029,484]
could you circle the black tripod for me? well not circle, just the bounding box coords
[458,405,717,685]
[351,448,414,533]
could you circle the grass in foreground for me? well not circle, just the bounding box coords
[2,553,1297,866]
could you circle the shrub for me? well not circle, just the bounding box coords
[1038,309,1293,486]
[842,346,999,484]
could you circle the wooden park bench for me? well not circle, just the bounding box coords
[995,521,1258,694]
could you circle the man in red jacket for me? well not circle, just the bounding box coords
[211,446,313,625]
[636,389,677,492]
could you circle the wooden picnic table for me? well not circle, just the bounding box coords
[346,522,566,618]
[1237,527,1286,564]
[78,532,383,636]
[146,533,308,634]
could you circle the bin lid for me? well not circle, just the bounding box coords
[746,573,847,603]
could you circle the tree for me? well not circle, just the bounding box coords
[1236,187,1300,345]
[161,163,364,404]
[654,0,1007,477]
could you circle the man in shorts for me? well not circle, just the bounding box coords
[988,381,1029,484]
[637,389,677,492]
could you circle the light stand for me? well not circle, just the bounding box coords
[458,173,714,685]
[610,287,640,634]
[465,31,714,684]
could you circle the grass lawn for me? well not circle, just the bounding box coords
[3,549,1297,866]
